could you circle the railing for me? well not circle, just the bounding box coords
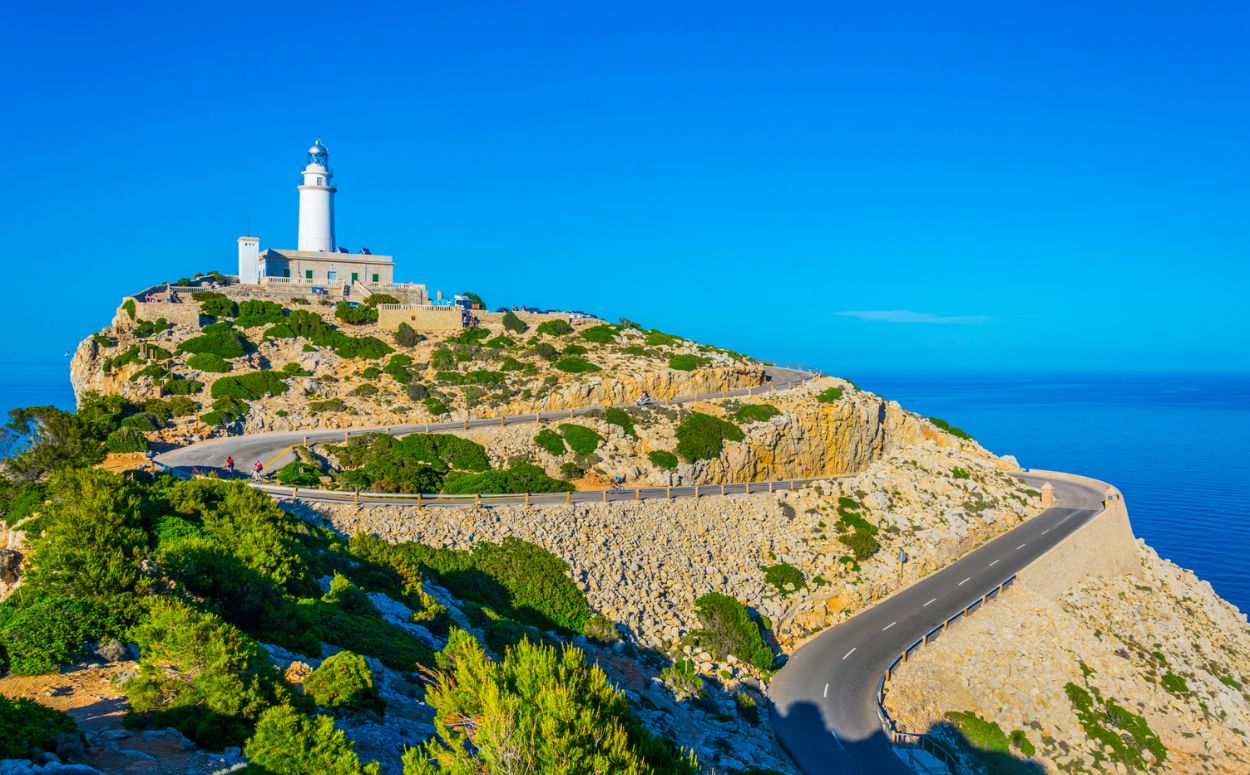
[872,574,1020,772]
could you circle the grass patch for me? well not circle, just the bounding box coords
[1065,681,1166,769]
[648,450,679,469]
[761,563,806,596]
[675,412,743,461]
[735,403,781,423]
[815,386,843,403]
[667,354,707,371]
[558,423,603,455]
[534,429,566,456]
[929,416,972,440]
[555,356,601,373]
[603,407,636,437]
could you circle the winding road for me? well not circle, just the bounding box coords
[768,473,1107,774]
[154,366,813,480]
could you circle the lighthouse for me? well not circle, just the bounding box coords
[297,138,336,252]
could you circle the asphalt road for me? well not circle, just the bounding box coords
[768,473,1107,774]
[154,366,812,477]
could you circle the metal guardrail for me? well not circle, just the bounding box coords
[873,574,1021,772]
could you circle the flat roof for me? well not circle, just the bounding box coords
[263,248,394,265]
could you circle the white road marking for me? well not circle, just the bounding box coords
[1042,528,1050,535]
[959,577,971,585]
[989,560,999,567]
[1017,543,1027,550]
[923,598,937,607]
[843,647,856,660]
[823,682,829,698]
[830,728,845,749]
[882,621,896,631]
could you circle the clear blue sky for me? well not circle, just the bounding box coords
[2,1,1246,374]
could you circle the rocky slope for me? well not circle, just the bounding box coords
[885,520,1250,774]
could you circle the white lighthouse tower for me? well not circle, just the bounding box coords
[297,138,336,252]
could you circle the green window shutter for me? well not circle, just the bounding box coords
[305,269,313,280]
[351,272,359,282]
[372,273,379,282]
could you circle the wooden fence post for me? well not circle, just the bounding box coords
[524,492,530,507]
[666,486,672,500]
[417,492,422,507]
[566,491,571,504]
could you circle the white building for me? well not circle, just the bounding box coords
[238,139,404,294]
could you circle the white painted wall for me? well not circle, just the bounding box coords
[237,237,260,284]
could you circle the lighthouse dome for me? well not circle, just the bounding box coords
[306,138,329,164]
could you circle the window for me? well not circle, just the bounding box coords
[305,270,313,280]
[282,269,290,278]
[371,273,379,283]
[317,176,324,186]
[351,272,359,282]
[327,271,337,281]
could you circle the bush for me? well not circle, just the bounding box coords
[838,529,879,561]
[692,593,773,671]
[394,322,422,347]
[448,326,491,345]
[235,300,287,328]
[364,293,401,306]
[124,598,293,748]
[556,356,601,373]
[735,403,781,423]
[0,695,78,760]
[815,386,843,403]
[659,657,705,701]
[442,463,575,495]
[178,329,251,359]
[929,416,972,440]
[761,563,806,596]
[535,428,566,456]
[105,427,148,453]
[951,467,970,479]
[647,450,679,469]
[0,596,125,674]
[335,302,378,325]
[405,630,696,773]
[122,298,136,320]
[187,352,232,372]
[603,407,636,437]
[559,423,602,455]
[668,354,707,371]
[535,319,573,337]
[121,411,163,431]
[264,323,295,339]
[164,376,204,395]
[245,705,378,775]
[1161,672,1189,694]
[645,330,680,347]
[303,651,385,713]
[580,324,618,343]
[133,317,172,338]
[404,382,430,402]
[561,343,587,356]
[501,311,529,333]
[211,371,289,400]
[484,335,515,349]
[581,615,622,644]
[531,342,559,361]
[198,293,238,319]
[423,397,449,416]
[276,461,322,486]
[675,413,744,461]
[351,383,378,397]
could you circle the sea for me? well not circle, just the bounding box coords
[1,361,1247,614]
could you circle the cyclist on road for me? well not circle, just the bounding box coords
[225,456,235,474]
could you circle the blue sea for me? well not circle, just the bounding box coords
[853,372,1250,615]
[1,362,1247,613]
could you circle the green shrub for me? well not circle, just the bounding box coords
[235,300,288,328]
[128,362,169,383]
[404,630,696,773]
[121,411,163,431]
[621,345,649,356]
[761,563,806,596]
[502,311,529,333]
[264,323,295,339]
[929,416,972,440]
[365,293,401,306]
[645,330,680,347]
[133,317,172,338]
[735,403,782,423]
[245,704,379,775]
[122,298,136,320]
[92,332,115,348]
[560,461,585,480]
[559,423,603,455]
[484,335,515,349]
[815,386,843,403]
[303,651,385,713]
[105,427,148,453]
[582,614,621,643]
[692,593,773,671]
[211,371,289,400]
[423,397,449,416]
[0,596,125,674]
[734,692,760,725]
[178,329,251,359]
[535,428,566,456]
[276,461,323,486]
[580,324,618,343]
[951,467,971,479]
[675,413,744,461]
[442,463,575,495]
[560,343,588,356]
[124,597,293,748]
[351,383,378,397]
[531,342,560,362]
[535,319,573,337]
[1065,682,1166,768]
[668,354,707,371]
[394,322,423,347]
[942,711,1039,767]
[332,335,391,360]
[282,362,308,377]
[603,407,636,437]
[1161,672,1189,694]
[198,293,238,319]
[556,356,601,373]
[647,450,679,469]
[0,695,79,760]
[448,326,491,345]
[187,352,232,372]
[660,657,705,701]
[335,302,378,325]
[164,376,203,395]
